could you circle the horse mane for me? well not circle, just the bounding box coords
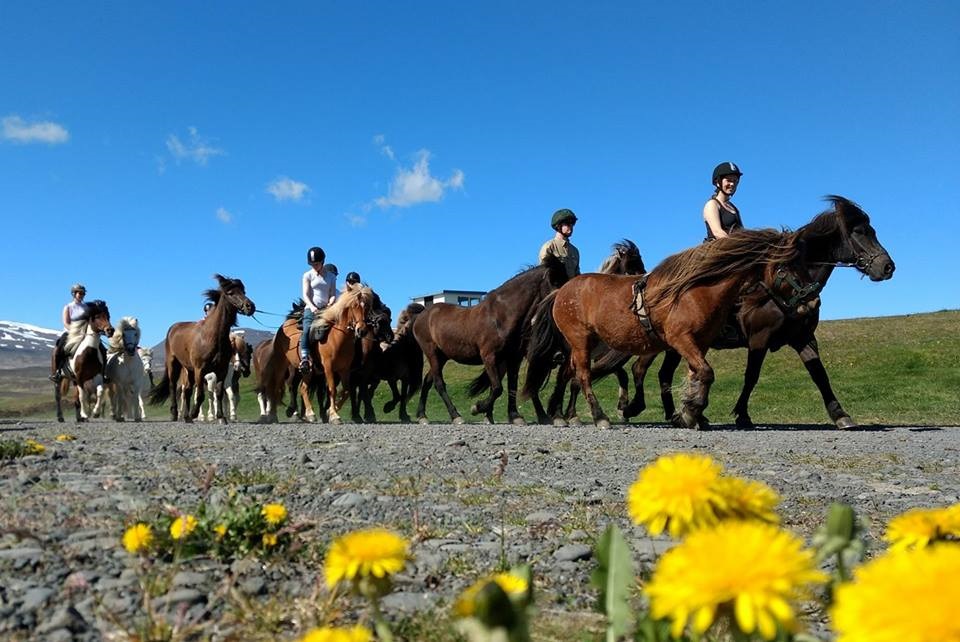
[65,299,110,354]
[319,286,372,324]
[649,229,800,309]
[108,316,140,353]
[797,195,869,245]
[599,239,641,274]
[405,302,426,315]
[493,255,567,297]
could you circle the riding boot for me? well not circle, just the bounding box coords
[100,342,110,384]
[49,333,66,383]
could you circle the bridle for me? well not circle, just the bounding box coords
[758,266,822,315]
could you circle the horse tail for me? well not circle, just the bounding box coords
[522,293,565,399]
[467,371,490,397]
[148,372,171,405]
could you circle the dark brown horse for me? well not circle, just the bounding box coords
[347,294,395,423]
[531,229,821,429]
[414,256,568,425]
[148,275,255,422]
[357,302,425,423]
[523,240,646,425]
[258,287,370,424]
[654,196,895,429]
[54,300,114,422]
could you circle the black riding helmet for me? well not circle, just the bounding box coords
[345,271,361,285]
[551,208,578,231]
[307,246,325,264]
[712,162,743,187]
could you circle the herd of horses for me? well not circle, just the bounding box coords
[53,196,895,429]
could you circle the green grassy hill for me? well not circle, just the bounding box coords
[3,310,957,425]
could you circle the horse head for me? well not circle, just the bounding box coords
[349,288,371,339]
[600,239,646,275]
[827,196,895,282]
[365,291,394,344]
[114,316,140,356]
[86,300,115,338]
[394,303,425,342]
[230,332,253,377]
[213,274,257,316]
[138,347,155,386]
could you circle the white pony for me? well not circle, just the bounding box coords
[136,347,154,419]
[99,317,147,422]
[202,331,252,422]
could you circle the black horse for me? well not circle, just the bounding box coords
[414,256,568,425]
[650,196,894,429]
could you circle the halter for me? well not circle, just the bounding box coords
[759,266,822,314]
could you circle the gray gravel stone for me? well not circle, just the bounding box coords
[553,544,593,562]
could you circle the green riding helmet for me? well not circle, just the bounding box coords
[551,208,578,231]
[712,162,743,187]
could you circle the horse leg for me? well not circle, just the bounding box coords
[545,367,569,426]
[570,344,609,429]
[285,371,301,418]
[362,380,377,423]
[431,358,463,425]
[622,352,658,421]
[397,378,413,423]
[203,372,216,422]
[671,339,714,430]
[732,348,768,429]
[505,359,525,426]
[226,382,238,422]
[657,350,683,422]
[190,370,206,422]
[563,376,582,426]
[792,337,856,429]
[92,383,104,418]
[73,380,84,423]
[470,356,503,424]
[383,378,401,414]
[614,367,629,420]
[298,381,316,422]
[215,379,228,424]
[55,378,65,422]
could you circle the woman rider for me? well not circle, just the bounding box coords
[703,161,744,241]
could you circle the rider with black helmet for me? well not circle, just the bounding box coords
[299,247,337,373]
[703,161,744,241]
[539,208,581,279]
[343,271,362,294]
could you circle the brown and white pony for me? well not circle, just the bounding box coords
[148,275,255,422]
[54,300,114,423]
[202,331,252,422]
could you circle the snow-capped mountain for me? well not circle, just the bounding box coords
[0,321,61,369]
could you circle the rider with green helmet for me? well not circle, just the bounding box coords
[539,208,581,279]
[703,161,744,241]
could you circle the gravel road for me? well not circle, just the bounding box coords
[2,419,958,641]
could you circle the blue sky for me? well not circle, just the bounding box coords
[1,2,957,347]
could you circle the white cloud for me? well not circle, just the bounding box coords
[345,212,367,227]
[375,150,465,209]
[165,126,224,165]
[216,207,232,223]
[2,115,69,144]
[266,176,310,202]
[373,133,395,160]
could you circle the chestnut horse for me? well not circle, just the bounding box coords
[522,240,646,425]
[54,300,114,423]
[532,229,821,429]
[413,255,568,425]
[258,287,371,424]
[148,275,255,422]
[654,195,895,429]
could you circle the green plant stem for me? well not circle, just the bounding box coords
[371,596,394,642]
[836,551,848,583]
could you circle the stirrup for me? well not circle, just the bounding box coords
[49,371,63,383]
[298,358,311,374]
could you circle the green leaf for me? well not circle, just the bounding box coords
[590,524,635,640]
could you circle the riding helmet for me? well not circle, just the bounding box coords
[306,246,325,264]
[71,283,86,295]
[203,301,214,314]
[345,271,361,285]
[550,208,578,231]
[712,161,743,186]
[325,263,339,276]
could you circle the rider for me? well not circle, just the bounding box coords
[703,161,744,241]
[539,208,581,279]
[50,283,87,382]
[300,246,337,373]
[343,271,362,294]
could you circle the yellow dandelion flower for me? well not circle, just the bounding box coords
[627,453,728,537]
[122,523,153,554]
[832,544,960,642]
[298,625,372,642]
[169,514,198,540]
[261,503,287,525]
[885,507,944,551]
[25,439,46,454]
[55,434,77,442]
[646,521,826,640]
[938,503,960,538]
[262,532,278,547]
[454,572,530,617]
[324,528,409,589]
[716,476,781,524]
[213,524,227,539]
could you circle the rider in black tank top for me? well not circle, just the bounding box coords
[703,161,744,241]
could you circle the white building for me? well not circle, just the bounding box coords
[412,289,486,308]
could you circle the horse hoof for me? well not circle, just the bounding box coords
[452,416,464,426]
[511,416,526,426]
[696,416,711,431]
[57,417,64,423]
[734,414,755,429]
[330,417,342,425]
[552,417,568,427]
[470,403,481,416]
[482,416,493,425]
[836,416,858,430]
[399,414,411,423]
[418,417,430,425]
[678,410,699,430]
[568,416,583,427]
[596,418,612,430]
